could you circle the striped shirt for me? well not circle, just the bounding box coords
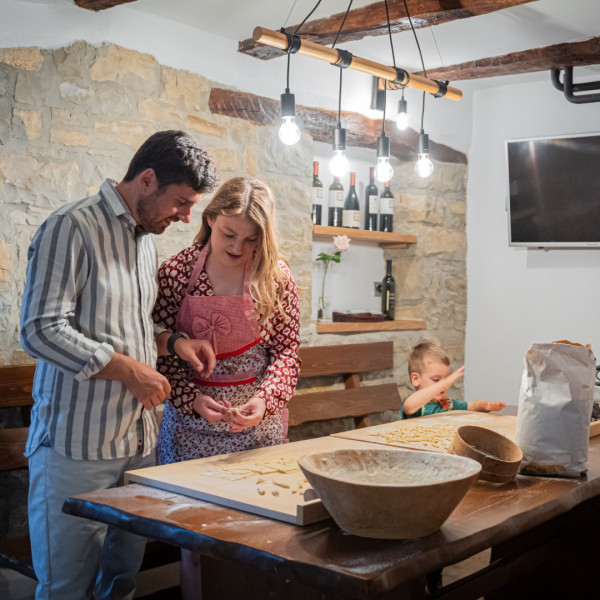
[20,179,162,460]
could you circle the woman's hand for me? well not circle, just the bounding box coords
[228,396,266,433]
[192,394,230,422]
[174,338,216,378]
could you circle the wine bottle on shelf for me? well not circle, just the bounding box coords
[328,176,344,227]
[364,166,379,231]
[342,172,360,229]
[381,259,396,321]
[311,161,324,225]
[379,181,394,232]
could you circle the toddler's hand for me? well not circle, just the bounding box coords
[481,401,506,413]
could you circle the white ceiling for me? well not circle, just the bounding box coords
[126,0,600,83]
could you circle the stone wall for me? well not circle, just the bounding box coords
[0,40,467,423]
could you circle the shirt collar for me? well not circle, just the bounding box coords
[100,179,149,238]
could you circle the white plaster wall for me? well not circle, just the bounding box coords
[311,142,386,319]
[465,79,600,406]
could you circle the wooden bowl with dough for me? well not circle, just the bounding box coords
[449,425,522,483]
[297,448,481,539]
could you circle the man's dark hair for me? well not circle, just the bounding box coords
[123,130,219,193]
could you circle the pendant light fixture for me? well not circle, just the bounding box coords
[374,81,393,183]
[396,89,408,130]
[400,0,434,178]
[329,67,350,178]
[329,2,353,178]
[415,128,434,178]
[278,30,302,146]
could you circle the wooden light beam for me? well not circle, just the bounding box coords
[252,26,462,101]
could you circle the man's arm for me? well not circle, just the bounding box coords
[20,215,114,381]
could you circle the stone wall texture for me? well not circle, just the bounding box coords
[0,41,467,434]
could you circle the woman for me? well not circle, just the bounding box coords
[153,177,300,464]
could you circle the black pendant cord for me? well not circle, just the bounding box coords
[381,81,387,136]
[337,68,343,128]
[332,0,354,49]
[401,0,428,132]
[384,0,397,69]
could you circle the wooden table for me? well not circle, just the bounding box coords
[63,436,600,600]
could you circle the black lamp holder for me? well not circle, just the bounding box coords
[332,125,346,151]
[280,90,296,118]
[417,130,429,154]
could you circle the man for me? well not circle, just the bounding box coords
[20,130,218,600]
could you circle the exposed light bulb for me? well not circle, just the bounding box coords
[374,134,393,183]
[396,98,408,131]
[329,149,350,178]
[415,130,434,178]
[374,157,394,183]
[330,126,350,178]
[279,90,300,146]
[415,154,434,178]
[278,116,301,145]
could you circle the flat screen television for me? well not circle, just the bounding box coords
[506,133,600,247]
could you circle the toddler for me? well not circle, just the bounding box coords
[403,342,505,418]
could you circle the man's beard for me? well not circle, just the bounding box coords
[137,192,170,234]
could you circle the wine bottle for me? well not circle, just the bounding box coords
[311,161,324,225]
[364,166,379,230]
[328,176,344,227]
[342,172,360,229]
[379,181,394,232]
[381,259,395,321]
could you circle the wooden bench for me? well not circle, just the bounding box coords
[0,364,180,592]
[288,341,401,430]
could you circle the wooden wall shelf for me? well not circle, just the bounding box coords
[316,319,426,334]
[313,225,416,249]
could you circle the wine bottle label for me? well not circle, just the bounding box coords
[328,190,344,208]
[342,210,360,228]
[384,293,395,311]
[367,194,379,213]
[312,187,324,206]
[379,197,394,215]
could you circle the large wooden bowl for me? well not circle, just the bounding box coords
[297,448,481,539]
[449,425,523,483]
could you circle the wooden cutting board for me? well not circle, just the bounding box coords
[334,411,600,453]
[333,411,518,453]
[125,437,379,526]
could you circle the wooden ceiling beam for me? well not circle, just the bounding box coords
[238,0,535,60]
[417,37,600,81]
[208,87,466,164]
[74,0,137,11]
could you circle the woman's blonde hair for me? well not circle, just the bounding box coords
[194,177,287,323]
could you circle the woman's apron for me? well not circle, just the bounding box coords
[157,244,283,465]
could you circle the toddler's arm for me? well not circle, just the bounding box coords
[403,366,465,415]
[467,400,506,413]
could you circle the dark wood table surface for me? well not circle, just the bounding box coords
[63,425,600,600]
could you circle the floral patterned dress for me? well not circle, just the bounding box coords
[153,243,301,463]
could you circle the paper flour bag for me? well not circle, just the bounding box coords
[516,341,596,477]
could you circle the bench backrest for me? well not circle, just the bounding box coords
[288,341,400,428]
[0,364,35,471]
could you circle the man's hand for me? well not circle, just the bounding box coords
[192,394,229,422]
[94,353,170,410]
[228,397,266,433]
